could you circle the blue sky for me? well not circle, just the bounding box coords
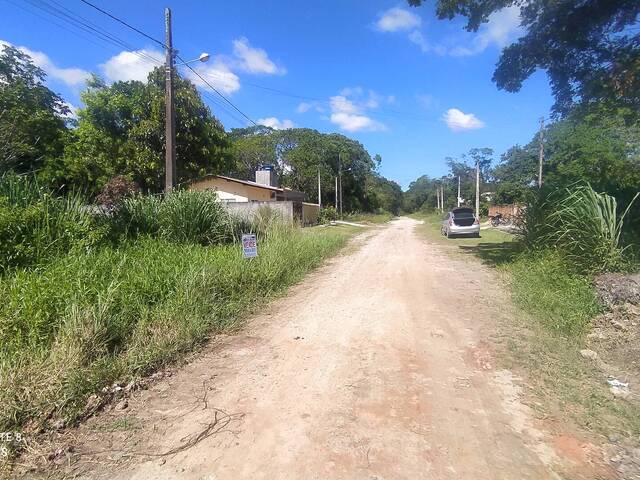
[1,0,554,188]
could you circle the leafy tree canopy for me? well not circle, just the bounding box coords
[408,0,640,116]
[492,104,640,208]
[230,127,400,213]
[54,68,232,195]
[0,45,69,174]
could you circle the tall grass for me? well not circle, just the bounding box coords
[521,184,639,273]
[0,174,102,272]
[115,191,288,245]
[0,176,353,432]
[0,228,351,432]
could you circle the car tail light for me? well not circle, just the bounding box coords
[474,217,480,225]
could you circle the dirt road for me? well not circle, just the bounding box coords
[61,217,608,479]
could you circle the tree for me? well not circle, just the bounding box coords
[0,45,69,174]
[492,145,537,204]
[58,69,232,195]
[364,174,403,214]
[408,0,640,116]
[229,127,382,212]
[229,126,278,180]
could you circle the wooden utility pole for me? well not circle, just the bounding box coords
[475,158,480,217]
[457,175,461,207]
[441,182,445,211]
[334,176,338,209]
[164,8,176,192]
[538,117,545,187]
[338,152,343,218]
[436,184,440,211]
[317,166,322,207]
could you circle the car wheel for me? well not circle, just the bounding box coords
[446,230,451,239]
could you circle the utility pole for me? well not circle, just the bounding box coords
[338,152,343,218]
[317,166,322,208]
[538,117,545,188]
[164,7,176,193]
[335,176,338,209]
[441,182,445,211]
[475,158,480,217]
[436,184,440,211]
[457,175,461,207]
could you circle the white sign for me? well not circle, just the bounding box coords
[242,234,258,258]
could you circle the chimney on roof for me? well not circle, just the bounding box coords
[255,164,278,187]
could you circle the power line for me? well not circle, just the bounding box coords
[75,0,257,126]
[73,0,428,127]
[178,60,256,126]
[6,0,114,53]
[200,69,438,124]
[18,0,163,68]
[78,0,166,49]
[9,0,252,127]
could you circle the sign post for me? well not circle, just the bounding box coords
[242,234,258,258]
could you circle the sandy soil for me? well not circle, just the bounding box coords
[38,217,613,479]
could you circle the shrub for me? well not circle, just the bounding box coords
[159,190,231,245]
[319,206,337,224]
[95,176,140,210]
[521,184,639,273]
[115,194,162,238]
[0,190,105,272]
[115,190,232,245]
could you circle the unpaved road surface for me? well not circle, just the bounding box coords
[53,217,611,479]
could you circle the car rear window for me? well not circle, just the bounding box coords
[453,211,475,219]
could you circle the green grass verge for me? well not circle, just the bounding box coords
[413,212,597,333]
[0,225,356,432]
[342,212,394,224]
[412,212,640,440]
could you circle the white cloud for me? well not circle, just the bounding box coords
[100,48,241,94]
[376,5,521,57]
[1,40,90,86]
[232,37,285,75]
[100,49,163,82]
[408,30,428,51]
[407,30,447,55]
[330,95,360,115]
[257,117,294,130]
[296,101,325,114]
[296,102,313,113]
[442,108,485,132]
[329,94,386,133]
[331,111,385,132]
[450,6,522,56]
[375,7,421,32]
[188,58,241,94]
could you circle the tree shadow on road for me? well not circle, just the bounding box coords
[458,241,523,267]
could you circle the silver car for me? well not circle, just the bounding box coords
[441,207,480,238]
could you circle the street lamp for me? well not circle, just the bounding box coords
[175,52,210,66]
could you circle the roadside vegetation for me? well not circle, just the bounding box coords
[0,175,356,438]
[342,211,395,224]
[0,41,397,444]
[412,181,640,441]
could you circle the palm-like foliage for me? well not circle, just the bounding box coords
[524,185,638,273]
